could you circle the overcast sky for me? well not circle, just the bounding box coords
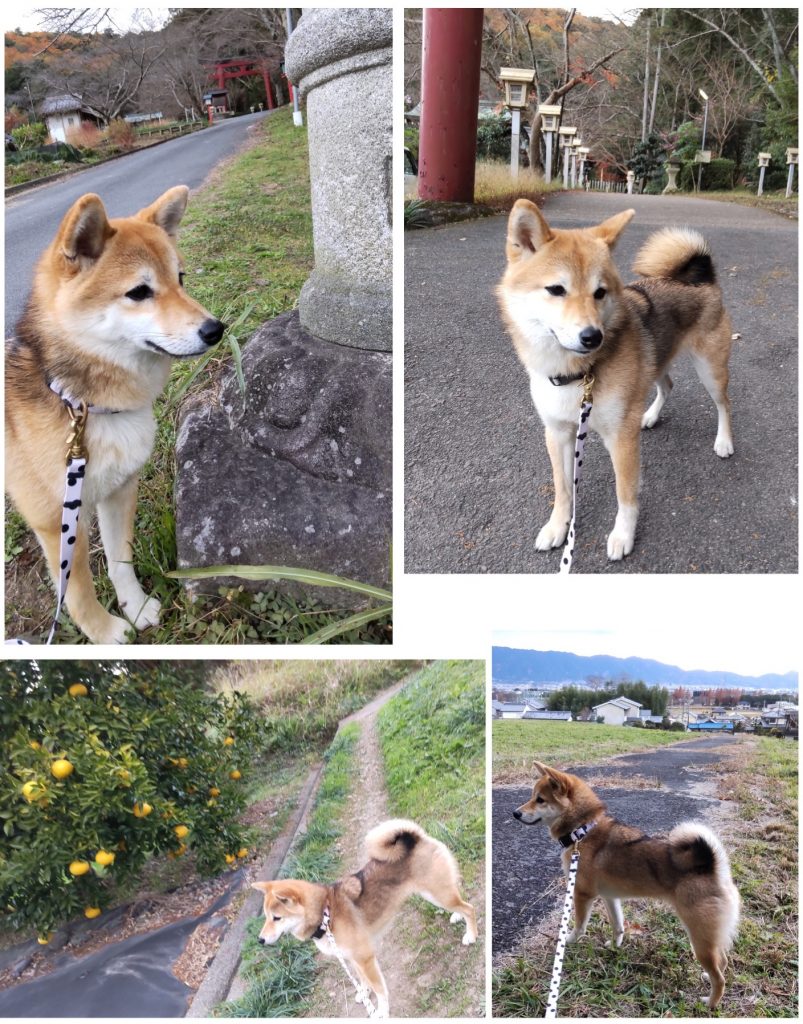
[494,623,798,678]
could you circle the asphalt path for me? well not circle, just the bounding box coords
[405,192,798,573]
[491,736,737,957]
[5,111,272,335]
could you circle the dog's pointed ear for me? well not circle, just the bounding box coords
[251,881,272,894]
[533,761,570,794]
[136,185,189,238]
[57,194,114,263]
[532,761,550,778]
[591,209,635,249]
[505,199,554,262]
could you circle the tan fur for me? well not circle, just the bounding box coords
[496,200,734,561]
[5,187,225,643]
[252,820,477,1017]
[513,763,740,1010]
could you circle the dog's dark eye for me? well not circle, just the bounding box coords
[546,284,566,297]
[272,915,282,922]
[594,287,607,300]
[178,271,185,287]
[535,797,544,804]
[125,284,154,302]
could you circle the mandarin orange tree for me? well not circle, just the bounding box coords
[0,661,263,938]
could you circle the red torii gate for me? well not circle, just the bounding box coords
[207,57,277,110]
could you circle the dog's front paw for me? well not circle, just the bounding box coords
[566,928,584,944]
[606,529,634,561]
[535,518,569,550]
[91,614,134,645]
[462,932,477,945]
[714,436,734,458]
[129,595,161,631]
[641,409,659,430]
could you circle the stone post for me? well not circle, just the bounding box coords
[626,170,635,194]
[285,7,392,351]
[174,7,393,609]
[663,159,681,194]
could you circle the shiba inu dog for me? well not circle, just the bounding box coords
[497,200,734,562]
[513,762,740,1010]
[252,819,477,1017]
[5,186,225,643]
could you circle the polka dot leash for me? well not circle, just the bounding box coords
[544,848,581,1018]
[6,399,89,647]
[559,374,594,575]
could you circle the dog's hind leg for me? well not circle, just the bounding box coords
[420,885,478,945]
[602,897,625,947]
[351,954,389,1018]
[693,945,727,1009]
[97,476,161,632]
[35,519,130,644]
[641,373,673,429]
[688,330,734,458]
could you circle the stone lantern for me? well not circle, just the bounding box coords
[538,103,562,183]
[785,147,798,198]
[757,152,771,197]
[626,169,635,195]
[577,146,590,189]
[558,125,577,188]
[500,67,535,178]
[570,137,582,188]
[663,158,682,194]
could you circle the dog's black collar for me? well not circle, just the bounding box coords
[557,820,598,848]
[311,904,329,939]
[549,370,587,387]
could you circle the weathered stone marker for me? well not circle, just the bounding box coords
[175,8,392,611]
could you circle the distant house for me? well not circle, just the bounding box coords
[592,696,642,726]
[688,719,734,732]
[521,710,572,722]
[492,701,528,719]
[40,94,102,143]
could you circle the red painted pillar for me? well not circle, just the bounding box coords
[418,8,483,202]
[216,64,225,90]
[262,68,275,109]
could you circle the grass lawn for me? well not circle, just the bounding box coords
[492,735,798,1018]
[4,107,390,645]
[493,719,690,783]
[220,724,360,1018]
[680,187,798,219]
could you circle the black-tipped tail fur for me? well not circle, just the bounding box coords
[633,227,716,285]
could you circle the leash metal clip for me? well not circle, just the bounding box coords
[581,372,595,406]
[65,401,88,463]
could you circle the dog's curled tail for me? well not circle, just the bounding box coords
[633,227,716,286]
[365,818,427,862]
[669,822,741,947]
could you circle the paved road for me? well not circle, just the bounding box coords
[6,111,272,334]
[405,192,798,573]
[491,737,737,956]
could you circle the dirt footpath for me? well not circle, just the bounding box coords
[492,737,740,957]
[304,681,484,1018]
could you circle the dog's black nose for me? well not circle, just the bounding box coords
[199,318,226,346]
[579,326,603,350]
[258,936,266,945]
[512,809,522,820]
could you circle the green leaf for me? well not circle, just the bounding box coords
[300,604,392,645]
[167,565,391,602]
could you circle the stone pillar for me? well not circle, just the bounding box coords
[285,7,392,351]
[663,160,681,194]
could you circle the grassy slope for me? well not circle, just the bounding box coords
[493,735,798,1018]
[220,724,360,1018]
[493,719,690,783]
[5,108,389,644]
[377,660,486,1016]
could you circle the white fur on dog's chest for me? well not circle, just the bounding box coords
[82,406,156,506]
[528,372,623,438]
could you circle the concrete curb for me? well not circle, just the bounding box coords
[185,761,324,1018]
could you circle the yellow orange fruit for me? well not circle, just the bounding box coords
[29,741,41,750]
[132,801,153,818]
[223,737,235,746]
[84,907,101,919]
[174,825,189,839]
[37,933,52,945]
[51,759,74,780]
[21,781,45,803]
[229,769,241,780]
[209,787,220,797]
[236,847,249,859]
[207,798,217,807]
[95,850,115,867]
[69,860,91,876]
[225,853,236,864]
[68,684,88,697]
